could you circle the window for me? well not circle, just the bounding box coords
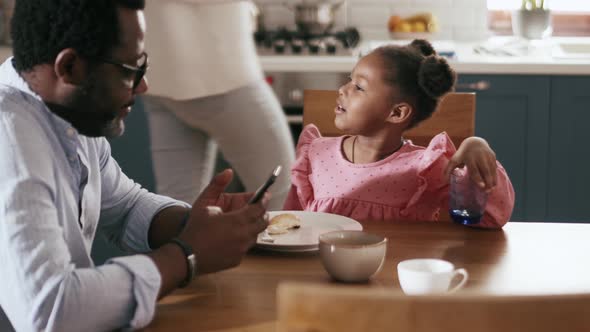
[487,0,590,36]
[487,0,590,12]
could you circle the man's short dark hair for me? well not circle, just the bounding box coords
[11,0,145,72]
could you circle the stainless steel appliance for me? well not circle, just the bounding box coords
[254,28,361,140]
[255,27,360,56]
[255,25,361,141]
[265,71,348,143]
[284,1,344,35]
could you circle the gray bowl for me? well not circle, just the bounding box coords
[319,230,387,283]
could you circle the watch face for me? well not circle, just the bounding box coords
[187,254,197,276]
[170,238,197,287]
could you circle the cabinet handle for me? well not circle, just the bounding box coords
[287,115,303,124]
[456,80,491,91]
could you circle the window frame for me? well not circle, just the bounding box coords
[488,10,590,36]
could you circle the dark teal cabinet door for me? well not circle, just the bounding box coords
[108,98,156,193]
[547,76,590,222]
[92,100,155,264]
[457,75,551,221]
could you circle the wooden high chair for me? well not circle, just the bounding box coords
[277,282,590,332]
[303,90,476,147]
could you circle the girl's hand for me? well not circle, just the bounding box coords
[443,137,498,192]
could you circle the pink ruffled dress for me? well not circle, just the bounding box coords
[283,125,515,228]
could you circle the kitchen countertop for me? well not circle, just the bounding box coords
[260,37,590,75]
[1,37,589,76]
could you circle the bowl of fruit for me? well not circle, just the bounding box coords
[387,13,438,40]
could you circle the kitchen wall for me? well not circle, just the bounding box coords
[254,0,489,41]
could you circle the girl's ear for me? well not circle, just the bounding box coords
[387,102,413,124]
[54,48,87,86]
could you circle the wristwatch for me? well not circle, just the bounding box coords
[169,238,196,288]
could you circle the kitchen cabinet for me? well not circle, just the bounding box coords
[458,74,590,222]
[547,76,590,222]
[108,99,156,193]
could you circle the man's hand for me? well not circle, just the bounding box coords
[179,169,270,274]
[443,137,498,192]
[194,169,269,212]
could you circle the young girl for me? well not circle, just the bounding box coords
[283,40,514,229]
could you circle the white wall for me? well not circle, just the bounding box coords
[254,0,489,41]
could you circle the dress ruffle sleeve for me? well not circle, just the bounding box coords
[282,124,322,210]
[404,132,457,212]
[475,163,515,229]
[403,132,515,229]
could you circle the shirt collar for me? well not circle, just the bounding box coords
[0,57,43,101]
[0,57,80,139]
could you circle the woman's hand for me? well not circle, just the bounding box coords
[443,137,498,192]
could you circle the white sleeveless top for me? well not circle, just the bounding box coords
[144,1,263,100]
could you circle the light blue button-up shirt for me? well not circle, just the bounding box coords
[0,58,189,331]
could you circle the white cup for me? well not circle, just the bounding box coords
[397,259,468,295]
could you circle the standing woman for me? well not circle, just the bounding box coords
[144,0,294,208]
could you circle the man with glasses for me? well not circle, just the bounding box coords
[0,1,268,331]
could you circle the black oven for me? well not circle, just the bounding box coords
[266,71,348,144]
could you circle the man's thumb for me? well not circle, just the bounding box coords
[194,169,233,208]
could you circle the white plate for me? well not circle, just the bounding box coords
[256,211,363,252]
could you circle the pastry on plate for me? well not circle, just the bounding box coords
[267,213,301,235]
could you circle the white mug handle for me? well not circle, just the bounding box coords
[448,268,469,293]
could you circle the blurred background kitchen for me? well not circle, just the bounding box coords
[0,0,588,224]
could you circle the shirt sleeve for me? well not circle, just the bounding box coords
[0,111,164,331]
[472,163,515,229]
[403,132,456,216]
[284,124,321,210]
[412,133,515,229]
[283,185,304,210]
[95,138,190,253]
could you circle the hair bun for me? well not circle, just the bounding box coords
[410,39,436,57]
[418,55,456,99]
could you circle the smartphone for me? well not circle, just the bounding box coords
[248,165,282,204]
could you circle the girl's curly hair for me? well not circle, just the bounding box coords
[373,39,457,128]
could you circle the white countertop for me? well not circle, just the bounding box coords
[2,37,590,76]
[260,37,590,75]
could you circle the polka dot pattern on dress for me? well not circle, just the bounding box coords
[289,125,511,226]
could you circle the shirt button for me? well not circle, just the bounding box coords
[66,128,76,137]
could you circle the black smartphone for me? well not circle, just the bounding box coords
[248,165,282,204]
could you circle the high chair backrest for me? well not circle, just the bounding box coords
[277,282,590,332]
[303,90,476,147]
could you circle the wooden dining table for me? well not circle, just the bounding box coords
[142,220,590,331]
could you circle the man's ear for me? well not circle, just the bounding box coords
[54,48,87,85]
[386,102,413,124]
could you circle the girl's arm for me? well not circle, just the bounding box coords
[476,163,515,228]
[444,137,515,228]
[444,137,498,192]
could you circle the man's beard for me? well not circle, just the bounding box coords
[46,77,128,138]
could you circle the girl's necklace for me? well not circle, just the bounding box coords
[351,136,404,163]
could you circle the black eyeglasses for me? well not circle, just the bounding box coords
[98,52,148,90]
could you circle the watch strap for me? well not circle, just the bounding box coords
[169,237,196,288]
